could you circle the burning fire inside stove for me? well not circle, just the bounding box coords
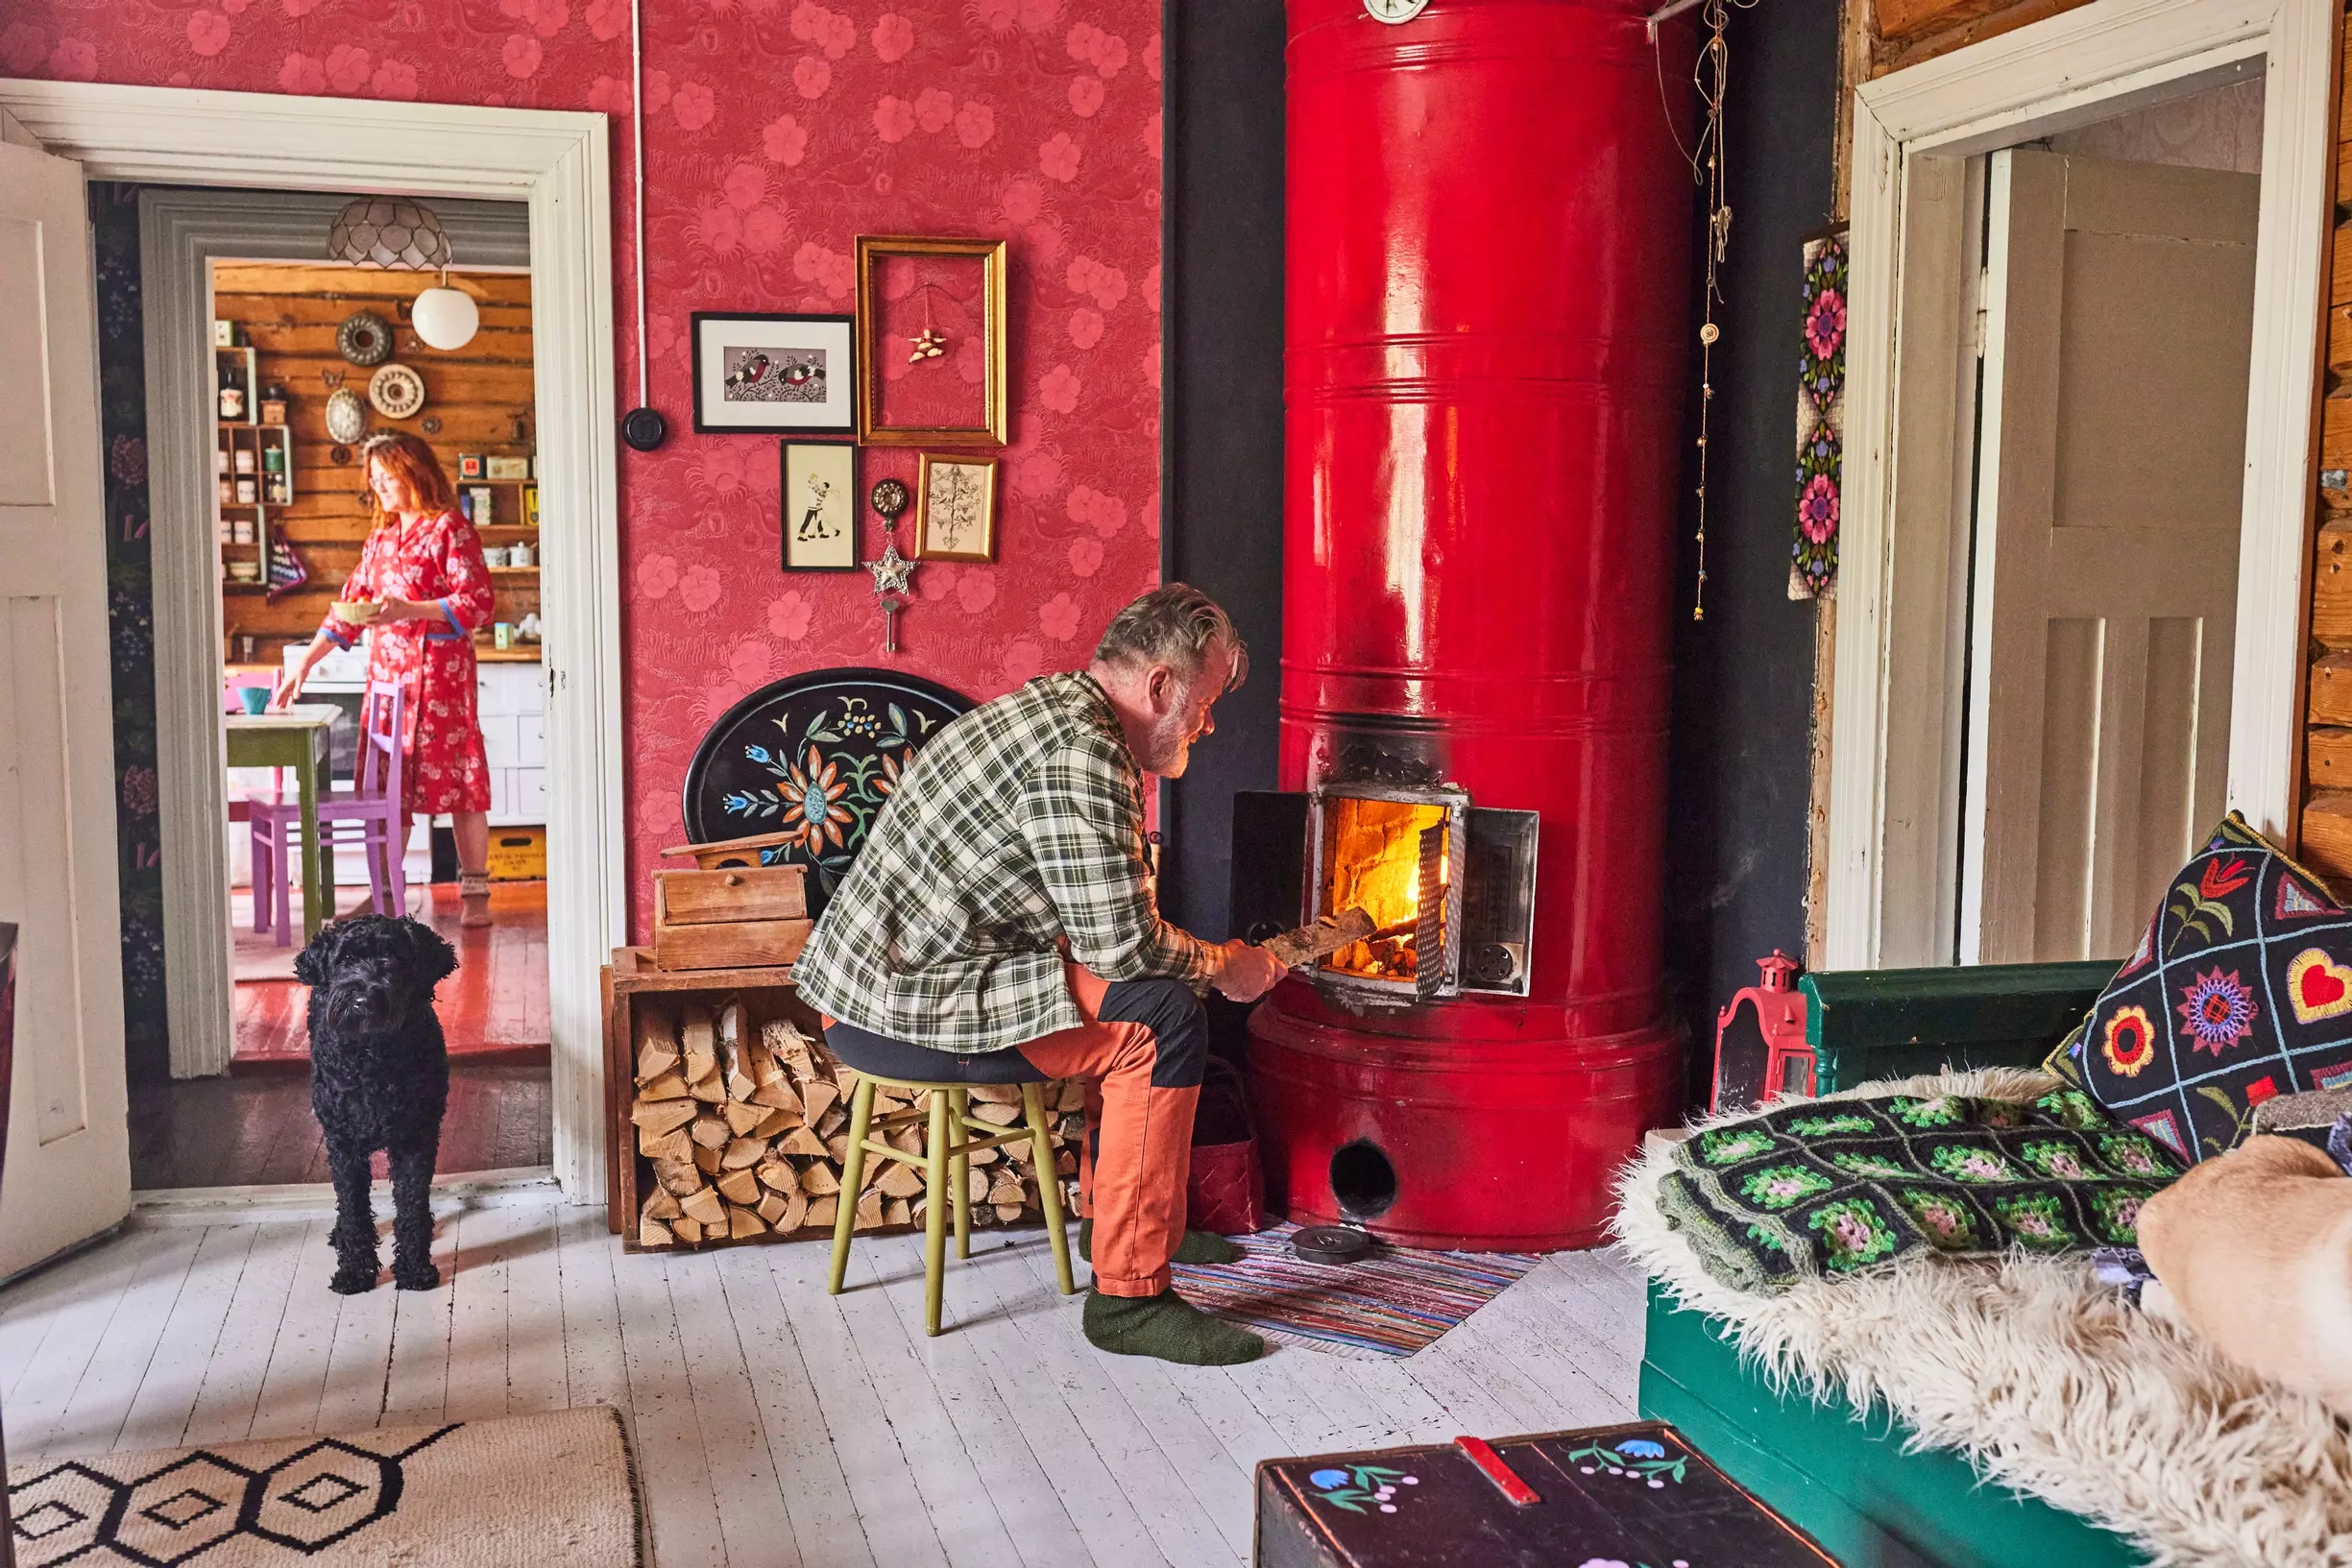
[1320,796,1447,982]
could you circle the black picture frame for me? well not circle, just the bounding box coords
[690,311,858,435]
[780,441,863,571]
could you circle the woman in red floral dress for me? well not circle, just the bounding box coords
[276,432,498,927]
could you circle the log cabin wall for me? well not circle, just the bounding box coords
[2297,23,2352,880]
[209,262,539,660]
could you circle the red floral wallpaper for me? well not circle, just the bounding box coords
[4,0,1164,932]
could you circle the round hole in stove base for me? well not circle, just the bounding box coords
[1329,1139,1399,1220]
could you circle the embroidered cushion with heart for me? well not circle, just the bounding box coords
[2287,949,2352,1024]
[2048,813,2352,1164]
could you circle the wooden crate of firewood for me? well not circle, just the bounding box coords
[602,949,1083,1251]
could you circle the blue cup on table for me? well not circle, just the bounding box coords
[237,686,271,715]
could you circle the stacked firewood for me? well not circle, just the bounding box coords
[629,999,1083,1248]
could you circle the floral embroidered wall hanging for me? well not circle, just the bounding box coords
[1791,230,1848,600]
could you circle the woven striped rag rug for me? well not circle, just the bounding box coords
[8,1406,641,1567]
[1171,1222,1541,1360]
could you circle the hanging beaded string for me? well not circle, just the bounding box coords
[1656,0,1747,622]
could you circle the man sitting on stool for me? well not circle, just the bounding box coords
[794,584,1286,1364]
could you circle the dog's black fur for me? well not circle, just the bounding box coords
[295,914,455,1294]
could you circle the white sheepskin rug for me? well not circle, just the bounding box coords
[1613,1067,2352,1567]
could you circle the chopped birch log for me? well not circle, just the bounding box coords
[640,1218,674,1246]
[692,1143,722,1175]
[993,1202,1026,1222]
[877,1162,925,1199]
[805,1194,838,1229]
[815,1105,848,1139]
[654,1158,704,1196]
[690,1116,731,1150]
[885,1196,912,1227]
[720,1137,767,1170]
[799,1162,840,1196]
[827,1134,851,1164]
[776,1126,828,1158]
[798,1080,839,1123]
[639,1125,692,1162]
[632,1098,698,1136]
[988,1176,1025,1207]
[968,1083,1023,1104]
[750,1077,804,1112]
[679,1187,726,1227]
[670,1215,703,1244]
[853,1191,885,1231]
[715,1167,762,1206]
[776,1189,809,1233]
[757,1191,789,1225]
[722,1101,767,1136]
[971,1101,1022,1126]
[1057,1080,1085,1112]
[756,1160,797,1194]
[727,1204,765,1240]
[968,1167,991,1203]
[750,1106,799,1139]
[642,1186,683,1223]
[637,1070,690,1101]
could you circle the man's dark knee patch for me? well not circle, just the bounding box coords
[1098,978,1207,1089]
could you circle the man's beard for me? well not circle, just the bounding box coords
[1137,703,1197,777]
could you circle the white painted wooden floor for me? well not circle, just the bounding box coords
[0,1201,1647,1568]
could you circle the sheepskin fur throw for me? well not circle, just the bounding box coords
[1613,1068,2352,1567]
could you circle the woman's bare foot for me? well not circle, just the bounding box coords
[459,871,492,928]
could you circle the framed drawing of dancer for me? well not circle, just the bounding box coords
[781,443,861,571]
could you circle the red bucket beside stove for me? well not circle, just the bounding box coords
[1235,0,1698,1253]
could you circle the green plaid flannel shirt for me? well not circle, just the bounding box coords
[792,671,1220,1053]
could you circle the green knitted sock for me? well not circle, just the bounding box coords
[1082,1289,1266,1365]
[1079,1217,1244,1266]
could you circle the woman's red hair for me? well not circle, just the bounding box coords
[360,431,461,525]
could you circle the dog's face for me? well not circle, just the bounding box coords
[295,916,457,1039]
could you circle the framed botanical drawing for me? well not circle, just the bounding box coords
[855,236,1009,447]
[691,312,857,435]
[782,443,861,570]
[915,452,999,563]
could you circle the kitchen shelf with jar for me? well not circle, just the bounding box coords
[214,342,296,592]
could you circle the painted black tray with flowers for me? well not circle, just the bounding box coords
[681,668,972,916]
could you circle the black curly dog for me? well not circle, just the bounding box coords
[295,915,454,1294]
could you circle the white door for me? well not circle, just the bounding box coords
[1962,149,2259,963]
[0,136,133,1274]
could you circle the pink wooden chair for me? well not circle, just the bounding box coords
[251,685,407,945]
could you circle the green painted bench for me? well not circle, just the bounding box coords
[1639,959,2145,1566]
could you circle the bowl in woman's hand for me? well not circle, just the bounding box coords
[330,599,380,625]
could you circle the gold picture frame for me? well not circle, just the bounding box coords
[915,452,999,563]
[855,235,1009,447]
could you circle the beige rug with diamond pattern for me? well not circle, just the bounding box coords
[8,1406,641,1566]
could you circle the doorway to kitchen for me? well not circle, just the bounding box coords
[113,189,556,1190]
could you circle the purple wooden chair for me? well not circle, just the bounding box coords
[251,684,407,944]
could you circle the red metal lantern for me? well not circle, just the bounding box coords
[1710,952,1814,1113]
[1241,0,1696,1251]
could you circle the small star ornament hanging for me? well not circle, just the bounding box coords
[908,327,947,364]
[866,480,916,653]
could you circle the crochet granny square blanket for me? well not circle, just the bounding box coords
[1654,1087,2184,1294]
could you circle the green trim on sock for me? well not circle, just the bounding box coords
[1082,1288,1265,1365]
[1078,1218,1245,1266]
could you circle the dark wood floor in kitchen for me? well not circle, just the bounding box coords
[129,1065,551,1188]
[131,881,552,1190]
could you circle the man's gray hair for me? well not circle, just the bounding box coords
[1093,583,1249,692]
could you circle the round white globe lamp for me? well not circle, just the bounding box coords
[411,278,479,351]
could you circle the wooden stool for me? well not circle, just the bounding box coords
[826,1073,1078,1335]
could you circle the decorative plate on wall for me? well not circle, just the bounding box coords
[681,668,973,914]
[324,387,369,445]
[368,364,425,421]
[336,310,395,367]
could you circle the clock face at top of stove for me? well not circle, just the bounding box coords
[1363,0,1430,22]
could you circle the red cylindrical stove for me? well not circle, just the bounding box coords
[1246,0,1694,1251]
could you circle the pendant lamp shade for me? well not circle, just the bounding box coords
[327,198,452,272]
[412,283,480,350]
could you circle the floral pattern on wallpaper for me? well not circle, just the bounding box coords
[88,182,171,1079]
[9,0,1164,934]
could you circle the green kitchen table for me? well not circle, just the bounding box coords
[226,703,339,943]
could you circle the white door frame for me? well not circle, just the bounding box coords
[1824,0,2333,969]
[0,80,622,1204]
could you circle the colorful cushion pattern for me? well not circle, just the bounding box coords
[2048,811,2352,1163]
[1653,1087,2176,1295]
